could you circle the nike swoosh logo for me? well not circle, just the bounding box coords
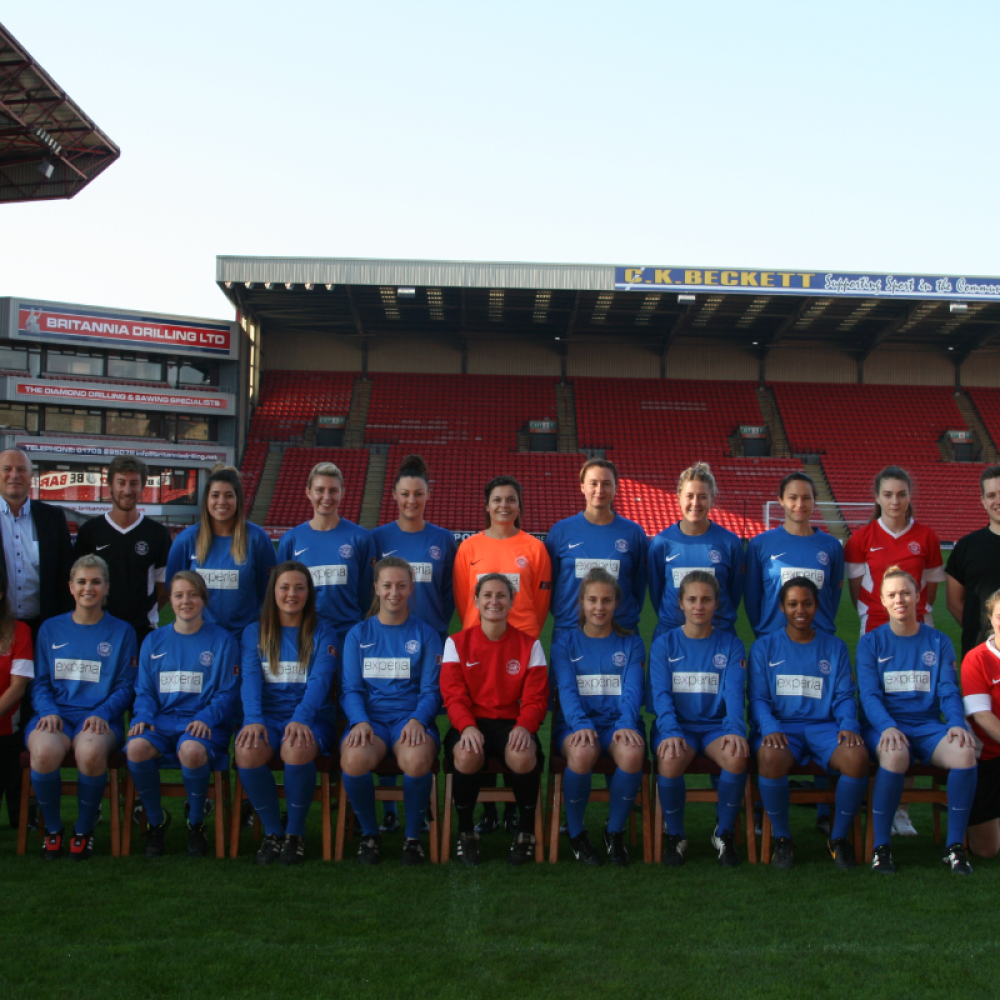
[190,555,197,560]
[294,548,308,557]
[96,545,110,551]
[770,553,785,561]
[871,547,884,551]
[360,643,376,649]
[878,656,893,663]
[382,550,397,557]
[665,554,681,562]
[52,643,68,649]
[465,661,480,667]
[668,656,684,663]
[470,560,481,565]
[769,660,785,667]
[571,656,584,662]
[568,543,583,549]
[151,652,167,659]
[993,678,1000,685]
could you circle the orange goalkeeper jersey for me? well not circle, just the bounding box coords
[453,531,552,639]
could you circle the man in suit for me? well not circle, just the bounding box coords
[0,447,73,827]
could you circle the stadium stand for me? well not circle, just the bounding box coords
[772,382,984,542]
[265,446,368,528]
[242,371,989,541]
[966,388,1000,456]
[247,370,355,444]
[573,376,763,457]
[376,444,583,533]
[366,373,559,449]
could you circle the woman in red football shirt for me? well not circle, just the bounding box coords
[844,465,944,836]
[440,573,549,867]
[845,466,944,635]
[0,582,33,826]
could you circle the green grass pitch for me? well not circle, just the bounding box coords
[1,560,995,1000]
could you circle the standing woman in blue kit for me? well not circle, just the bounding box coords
[744,472,844,639]
[277,461,375,652]
[545,457,648,644]
[648,462,744,640]
[370,454,456,832]
[166,466,276,638]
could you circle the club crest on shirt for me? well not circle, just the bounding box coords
[405,639,420,655]
[429,546,442,561]
[506,659,521,675]
[339,544,354,559]
[200,651,215,667]
[515,555,529,569]
[135,541,149,556]
[713,653,727,668]
[98,642,113,657]
[615,538,628,553]
[909,542,922,555]
[612,651,626,667]
[922,650,937,666]
[819,660,831,675]
[817,551,829,566]
[709,550,722,564]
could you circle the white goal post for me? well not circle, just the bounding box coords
[763,501,873,535]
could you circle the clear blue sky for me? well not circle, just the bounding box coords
[3,1,998,321]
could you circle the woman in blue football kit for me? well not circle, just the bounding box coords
[744,472,844,639]
[235,561,339,866]
[545,458,648,644]
[649,570,749,867]
[370,455,456,831]
[550,567,646,867]
[277,461,375,650]
[166,466,276,638]
[27,555,137,860]
[126,571,241,858]
[750,578,870,871]
[648,463,744,639]
[340,556,443,866]
[858,566,978,875]
[371,454,457,647]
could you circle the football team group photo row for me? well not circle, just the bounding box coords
[2,446,1000,876]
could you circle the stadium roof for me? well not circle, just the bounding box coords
[216,256,1000,364]
[0,23,119,203]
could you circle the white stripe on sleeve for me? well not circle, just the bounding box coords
[11,658,33,678]
[528,639,546,668]
[443,637,459,664]
[964,693,993,716]
[845,562,865,580]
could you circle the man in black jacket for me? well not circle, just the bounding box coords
[0,447,73,827]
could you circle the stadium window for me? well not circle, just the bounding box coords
[44,348,104,378]
[168,359,218,388]
[0,344,29,371]
[107,353,164,381]
[105,409,161,438]
[168,413,213,442]
[44,407,102,435]
[0,402,38,432]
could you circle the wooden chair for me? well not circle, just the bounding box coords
[440,757,544,863]
[751,762,865,865]
[229,753,337,860]
[652,757,757,864]
[863,764,949,862]
[16,749,126,857]
[334,756,440,862]
[121,754,232,858]
[545,743,652,864]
